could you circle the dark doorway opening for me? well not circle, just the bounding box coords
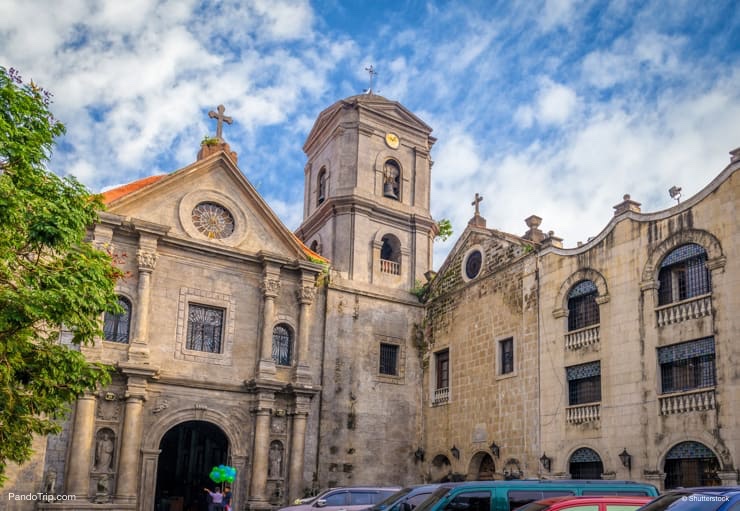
[155,420,229,511]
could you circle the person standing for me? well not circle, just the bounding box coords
[203,486,224,511]
[222,486,232,511]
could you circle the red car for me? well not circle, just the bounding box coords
[515,495,653,511]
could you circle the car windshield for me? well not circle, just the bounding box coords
[638,492,728,511]
[370,488,416,511]
[414,487,453,511]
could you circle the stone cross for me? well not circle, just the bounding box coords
[365,65,377,94]
[472,193,483,216]
[208,104,233,140]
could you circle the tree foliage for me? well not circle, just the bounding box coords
[0,67,121,486]
[436,218,453,242]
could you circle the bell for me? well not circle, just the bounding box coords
[383,182,398,199]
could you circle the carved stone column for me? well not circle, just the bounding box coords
[249,393,275,508]
[115,373,150,504]
[128,248,158,363]
[257,275,280,377]
[66,392,97,497]
[292,282,315,383]
[288,396,311,501]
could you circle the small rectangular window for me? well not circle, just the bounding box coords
[379,343,399,376]
[499,338,514,374]
[186,303,224,353]
[436,350,449,390]
[658,337,715,393]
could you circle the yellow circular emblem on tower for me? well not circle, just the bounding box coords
[385,132,400,149]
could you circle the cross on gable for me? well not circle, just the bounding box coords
[472,193,483,216]
[208,104,233,140]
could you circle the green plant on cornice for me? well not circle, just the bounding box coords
[411,278,430,302]
[201,135,220,146]
[523,243,534,253]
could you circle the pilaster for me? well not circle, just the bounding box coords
[65,392,97,497]
[257,268,281,377]
[287,396,312,501]
[249,393,276,510]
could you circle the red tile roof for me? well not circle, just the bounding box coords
[101,174,167,204]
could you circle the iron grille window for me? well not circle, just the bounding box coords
[103,296,132,343]
[272,324,293,366]
[567,280,599,331]
[186,304,224,353]
[569,448,603,480]
[664,441,721,489]
[567,361,601,405]
[436,349,449,390]
[499,338,514,374]
[379,343,399,376]
[659,338,715,393]
[658,244,711,305]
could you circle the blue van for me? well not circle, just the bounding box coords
[413,480,659,511]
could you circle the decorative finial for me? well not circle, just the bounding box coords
[208,104,233,141]
[365,65,377,94]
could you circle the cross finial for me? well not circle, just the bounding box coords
[472,193,483,216]
[365,65,377,94]
[208,104,233,140]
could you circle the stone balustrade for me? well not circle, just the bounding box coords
[565,324,600,350]
[656,294,712,327]
[380,259,401,275]
[659,387,716,415]
[566,403,600,424]
[432,387,449,405]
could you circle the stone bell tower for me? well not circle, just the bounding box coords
[295,92,438,291]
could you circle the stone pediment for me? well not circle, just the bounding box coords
[102,151,314,261]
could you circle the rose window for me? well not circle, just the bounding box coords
[191,202,235,239]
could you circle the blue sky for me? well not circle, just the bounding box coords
[2,0,739,267]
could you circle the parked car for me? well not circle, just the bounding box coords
[413,480,659,511]
[636,487,740,511]
[369,485,444,511]
[515,495,652,511]
[279,487,403,511]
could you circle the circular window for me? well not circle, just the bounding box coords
[191,202,235,239]
[465,250,483,279]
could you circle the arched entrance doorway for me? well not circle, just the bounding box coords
[664,441,720,489]
[468,452,495,480]
[155,420,229,511]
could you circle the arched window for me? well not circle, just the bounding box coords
[317,167,327,205]
[664,441,720,489]
[382,160,400,200]
[567,280,599,331]
[380,234,401,275]
[569,447,603,479]
[103,296,131,343]
[310,240,320,255]
[658,244,711,305]
[272,324,293,366]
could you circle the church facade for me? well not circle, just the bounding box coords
[2,93,738,511]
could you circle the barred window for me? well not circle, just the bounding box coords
[379,343,399,376]
[103,296,131,343]
[499,338,514,375]
[567,361,601,405]
[658,244,711,305]
[569,448,603,480]
[664,441,720,489]
[567,280,599,331]
[659,338,715,393]
[272,324,293,366]
[186,304,224,353]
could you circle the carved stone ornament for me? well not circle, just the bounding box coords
[262,278,281,297]
[136,249,158,271]
[271,415,287,434]
[296,286,316,304]
[96,397,121,421]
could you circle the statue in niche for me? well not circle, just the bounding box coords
[269,441,283,478]
[43,470,56,495]
[94,430,115,472]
